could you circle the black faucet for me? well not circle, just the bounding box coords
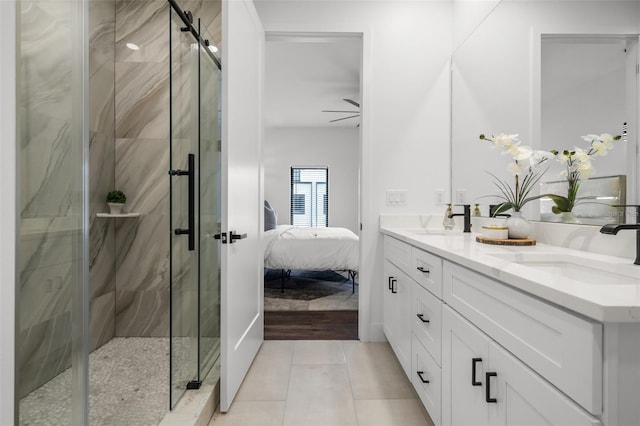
[599,205,640,265]
[449,204,472,233]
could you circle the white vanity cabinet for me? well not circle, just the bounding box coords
[382,234,608,426]
[383,259,412,376]
[442,306,601,426]
[384,235,444,425]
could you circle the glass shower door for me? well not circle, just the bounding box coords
[198,21,222,380]
[169,6,199,408]
[169,6,222,409]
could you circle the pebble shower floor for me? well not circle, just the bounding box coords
[19,338,169,426]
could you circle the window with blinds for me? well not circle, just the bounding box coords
[290,167,328,227]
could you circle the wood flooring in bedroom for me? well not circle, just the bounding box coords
[264,310,358,340]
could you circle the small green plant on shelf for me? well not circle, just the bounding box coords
[106,190,127,204]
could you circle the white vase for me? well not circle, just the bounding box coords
[505,211,531,239]
[560,211,580,224]
[108,203,124,214]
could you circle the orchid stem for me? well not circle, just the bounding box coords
[515,174,519,209]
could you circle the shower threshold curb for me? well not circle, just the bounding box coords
[158,377,220,426]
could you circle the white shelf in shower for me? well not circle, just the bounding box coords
[96,212,141,218]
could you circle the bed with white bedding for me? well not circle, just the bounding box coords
[264,225,359,271]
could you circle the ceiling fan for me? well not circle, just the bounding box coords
[322,98,360,124]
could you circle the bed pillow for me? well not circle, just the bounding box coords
[264,200,278,231]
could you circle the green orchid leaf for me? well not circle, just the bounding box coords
[492,202,514,215]
[543,193,572,212]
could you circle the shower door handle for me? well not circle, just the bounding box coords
[172,153,195,251]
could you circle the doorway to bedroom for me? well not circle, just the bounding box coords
[262,33,362,340]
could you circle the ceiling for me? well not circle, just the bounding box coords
[264,35,362,128]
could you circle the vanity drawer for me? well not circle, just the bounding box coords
[384,235,412,271]
[411,246,443,298]
[412,334,442,426]
[443,261,603,415]
[412,281,442,366]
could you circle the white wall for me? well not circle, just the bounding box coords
[264,127,359,233]
[0,1,16,423]
[254,0,453,341]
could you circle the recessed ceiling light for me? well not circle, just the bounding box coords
[208,45,218,53]
[126,42,140,51]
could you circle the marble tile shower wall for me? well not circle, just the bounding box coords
[18,0,116,398]
[114,0,221,337]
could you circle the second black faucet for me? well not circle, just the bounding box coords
[449,204,472,233]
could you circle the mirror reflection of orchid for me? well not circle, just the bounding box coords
[545,133,621,214]
[479,133,552,214]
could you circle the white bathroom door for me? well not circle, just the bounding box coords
[220,0,265,412]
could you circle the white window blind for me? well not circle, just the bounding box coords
[290,167,328,227]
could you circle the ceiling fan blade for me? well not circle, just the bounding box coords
[321,110,360,113]
[329,114,360,123]
[343,98,360,108]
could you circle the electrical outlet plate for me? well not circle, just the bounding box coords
[455,189,467,204]
[435,189,445,204]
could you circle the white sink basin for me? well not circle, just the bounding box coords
[487,252,640,286]
[408,229,458,236]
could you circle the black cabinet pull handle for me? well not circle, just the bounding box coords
[416,314,429,323]
[471,358,482,386]
[485,372,497,403]
[417,371,429,384]
[388,276,394,290]
[391,279,397,294]
[417,266,430,274]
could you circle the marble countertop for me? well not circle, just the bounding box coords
[380,226,640,323]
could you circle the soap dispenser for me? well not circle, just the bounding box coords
[443,203,455,230]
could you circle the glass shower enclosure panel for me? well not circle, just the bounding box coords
[17,0,89,424]
[198,21,222,380]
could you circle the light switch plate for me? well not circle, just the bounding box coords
[386,190,408,206]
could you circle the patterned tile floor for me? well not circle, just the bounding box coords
[209,340,434,426]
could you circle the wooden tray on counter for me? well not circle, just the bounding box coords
[476,235,536,246]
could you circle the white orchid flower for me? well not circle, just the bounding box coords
[574,148,589,163]
[560,169,568,177]
[592,141,608,156]
[581,134,600,143]
[492,133,519,149]
[600,133,615,149]
[579,163,594,179]
[558,152,570,163]
[512,145,533,161]
[530,150,553,166]
[507,161,524,175]
[576,159,592,172]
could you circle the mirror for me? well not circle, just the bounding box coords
[451,0,640,224]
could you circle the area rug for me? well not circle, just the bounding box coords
[264,269,359,311]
